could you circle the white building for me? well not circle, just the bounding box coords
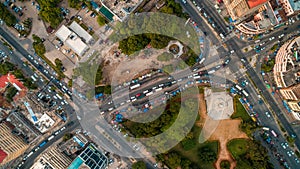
[55,23,90,56]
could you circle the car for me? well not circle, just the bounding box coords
[287,151,292,157]
[241,58,246,63]
[269,37,275,41]
[281,143,287,149]
[230,50,234,54]
[265,112,271,118]
[295,158,300,163]
[135,93,141,97]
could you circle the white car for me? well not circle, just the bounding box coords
[230,50,235,54]
[269,37,275,41]
[265,112,271,118]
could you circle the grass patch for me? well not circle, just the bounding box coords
[172,126,219,169]
[157,52,174,62]
[227,139,249,159]
[231,96,251,122]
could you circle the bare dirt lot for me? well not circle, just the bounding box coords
[196,93,248,169]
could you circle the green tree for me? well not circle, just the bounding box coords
[63,133,73,141]
[0,3,17,26]
[97,15,107,26]
[132,161,147,169]
[198,146,217,163]
[5,86,18,102]
[220,160,231,169]
[68,0,80,9]
[32,34,46,56]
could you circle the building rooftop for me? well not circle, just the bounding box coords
[69,22,93,44]
[55,24,89,56]
[68,144,107,169]
[247,0,269,8]
[0,149,7,164]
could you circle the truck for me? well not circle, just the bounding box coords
[193,75,200,79]
[146,91,153,96]
[130,84,140,90]
[271,130,278,137]
[155,87,163,92]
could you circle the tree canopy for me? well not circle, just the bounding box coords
[37,0,63,28]
[32,34,46,56]
[132,161,147,169]
[0,3,17,26]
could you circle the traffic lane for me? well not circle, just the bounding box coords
[227,38,300,150]
[19,120,81,169]
[178,0,219,45]
[0,27,72,98]
[194,0,228,34]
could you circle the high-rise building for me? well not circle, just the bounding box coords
[0,122,29,165]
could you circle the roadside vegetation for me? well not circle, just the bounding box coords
[220,160,231,169]
[261,59,275,72]
[231,96,257,137]
[132,161,147,169]
[0,61,37,90]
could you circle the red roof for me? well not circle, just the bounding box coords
[0,149,7,163]
[247,0,268,8]
[0,74,25,90]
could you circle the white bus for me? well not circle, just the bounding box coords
[262,127,270,131]
[155,87,163,92]
[208,70,215,74]
[199,58,206,64]
[193,75,200,79]
[27,151,33,158]
[56,93,62,100]
[146,91,153,96]
[235,85,242,91]
[48,135,54,141]
[271,130,278,137]
[130,84,140,90]
[31,75,37,82]
[242,90,249,97]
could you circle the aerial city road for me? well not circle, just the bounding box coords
[0,0,300,169]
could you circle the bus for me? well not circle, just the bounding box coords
[39,140,47,147]
[130,84,140,90]
[27,151,33,158]
[56,93,62,100]
[146,91,153,96]
[47,135,54,141]
[235,85,242,91]
[199,58,206,64]
[31,75,37,82]
[262,127,270,131]
[193,75,200,79]
[242,90,249,97]
[271,130,278,137]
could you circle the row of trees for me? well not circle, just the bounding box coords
[37,0,63,28]
[118,34,172,55]
[0,2,17,26]
[32,34,46,56]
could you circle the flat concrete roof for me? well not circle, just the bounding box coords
[69,21,93,43]
[55,25,72,42]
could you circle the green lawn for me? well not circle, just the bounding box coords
[227,139,249,159]
[231,96,251,122]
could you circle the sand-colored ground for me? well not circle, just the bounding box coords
[196,93,248,169]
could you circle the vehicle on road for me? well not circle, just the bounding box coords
[47,135,54,141]
[265,111,271,118]
[271,130,278,137]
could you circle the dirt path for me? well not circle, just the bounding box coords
[196,92,248,169]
